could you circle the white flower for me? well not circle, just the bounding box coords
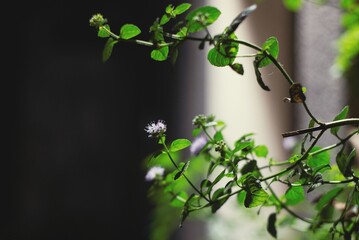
[190,134,208,155]
[145,166,165,182]
[144,120,167,138]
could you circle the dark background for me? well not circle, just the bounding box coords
[7,1,186,239]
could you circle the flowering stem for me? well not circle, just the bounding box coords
[161,142,210,202]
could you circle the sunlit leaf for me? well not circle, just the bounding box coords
[120,24,141,40]
[186,6,221,33]
[254,145,268,158]
[151,46,169,61]
[170,191,188,207]
[257,36,279,68]
[174,3,192,15]
[307,146,330,172]
[285,183,305,205]
[170,139,192,152]
[98,25,111,38]
[243,175,269,208]
[208,33,239,67]
[283,0,303,12]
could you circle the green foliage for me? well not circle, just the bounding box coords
[257,36,279,68]
[282,0,303,12]
[185,6,221,33]
[90,2,359,239]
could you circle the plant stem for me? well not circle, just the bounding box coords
[161,142,210,202]
[282,118,359,137]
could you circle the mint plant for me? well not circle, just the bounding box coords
[89,2,359,239]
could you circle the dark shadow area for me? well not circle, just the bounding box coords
[6,1,184,239]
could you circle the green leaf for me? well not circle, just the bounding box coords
[230,63,244,75]
[244,175,269,208]
[267,213,277,239]
[98,25,111,38]
[258,36,279,68]
[186,6,221,33]
[207,35,239,67]
[176,27,188,38]
[283,0,303,12]
[233,141,252,154]
[315,187,343,211]
[237,190,246,205]
[170,139,192,152]
[285,183,305,206]
[160,14,171,25]
[151,46,169,61]
[330,105,349,135]
[174,3,192,15]
[170,191,188,207]
[307,146,330,172]
[254,145,268,158]
[336,148,356,177]
[211,187,230,213]
[120,24,141,40]
[102,38,117,63]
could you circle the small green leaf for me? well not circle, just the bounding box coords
[186,6,221,33]
[315,187,343,211]
[176,27,188,38]
[285,183,305,205]
[244,175,269,208]
[330,105,349,135]
[211,187,229,213]
[151,46,169,61]
[208,34,239,67]
[258,36,279,68]
[170,139,192,152]
[230,63,244,75]
[174,3,192,15]
[267,213,277,239]
[98,25,111,38]
[283,0,303,12]
[254,145,268,158]
[170,191,188,207]
[120,24,141,40]
[102,38,117,63]
[233,141,252,153]
[307,146,330,172]
[237,190,247,205]
[160,14,171,25]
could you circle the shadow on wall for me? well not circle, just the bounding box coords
[7,1,183,239]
